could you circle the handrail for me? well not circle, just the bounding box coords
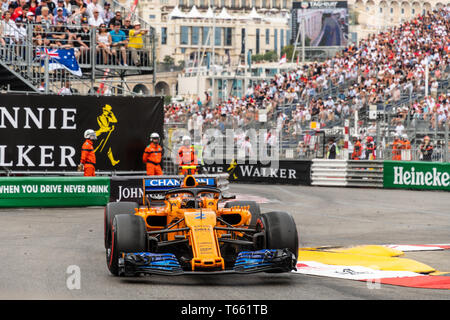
[0,23,156,96]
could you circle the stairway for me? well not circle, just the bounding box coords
[0,1,155,96]
[0,63,36,92]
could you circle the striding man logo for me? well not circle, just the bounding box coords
[227,159,238,180]
[95,104,120,166]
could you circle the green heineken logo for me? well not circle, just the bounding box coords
[393,166,450,187]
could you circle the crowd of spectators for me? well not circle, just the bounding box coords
[0,0,149,66]
[165,7,449,156]
[392,93,449,132]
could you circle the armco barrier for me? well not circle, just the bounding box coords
[384,161,450,191]
[311,159,383,187]
[0,177,110,207]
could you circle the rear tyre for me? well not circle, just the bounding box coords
[106,214,147,276]
[261,211,299,260]
[104,201,138,249]
[224,200,261,228]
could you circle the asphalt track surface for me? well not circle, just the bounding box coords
[0,184,449,300]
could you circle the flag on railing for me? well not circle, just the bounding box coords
[279,53,287,65]
[37,47,82,77]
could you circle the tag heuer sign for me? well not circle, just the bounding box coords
[384,161,450,191]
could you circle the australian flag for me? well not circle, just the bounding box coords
[37,47,82,77]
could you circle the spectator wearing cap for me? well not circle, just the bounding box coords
[52,7,67,24]
[101,2,113,27]
[53,0,68,17]
[128,21,147,66]
[108,10,122,29]
[109,22,127,66]
[25,11,35,24]
[88,8,103,27]
[13,16,26,57]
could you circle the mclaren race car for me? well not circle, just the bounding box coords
[104,175,299,276]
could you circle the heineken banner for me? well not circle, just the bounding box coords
[203,160,312,185]
[0,94,164,171]
[384,161,450,191]
[0,177,110,207]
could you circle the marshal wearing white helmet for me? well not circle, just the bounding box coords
[150,132,160,142]
[142,132,163,175]
[178,135,198,175]
[84,129,97,140]
[79,129,97,176]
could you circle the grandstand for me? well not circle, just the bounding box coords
[0,0,156,95]
[164,7,450,162]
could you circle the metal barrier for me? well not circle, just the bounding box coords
[311,159,383,188]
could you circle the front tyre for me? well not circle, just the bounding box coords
[104,201,138,249]
[106,214,147,276]
[261,211,299,261]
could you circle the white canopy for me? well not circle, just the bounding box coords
[217,7,233,19]
[204,7,215,19]
[246,7,262,19]
[186,5,203,18]
[168,6,185,19]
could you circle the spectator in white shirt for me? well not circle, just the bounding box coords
[395,121,405,136]
[1,11,17,45]
[86,0,103,19]
[241,136,254,160]
[88,9,104,27]
[58,81,73,95]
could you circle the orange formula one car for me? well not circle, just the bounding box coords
[104,175,298,276]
